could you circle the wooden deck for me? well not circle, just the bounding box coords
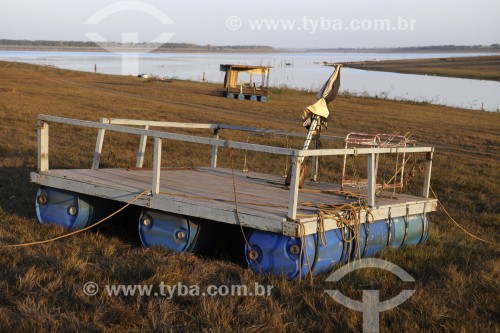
[30,167,437,236]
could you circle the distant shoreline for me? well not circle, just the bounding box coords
[1,45,500,54]
[303,47,500,54]
[0,45,279,54]
[341,55,500,81]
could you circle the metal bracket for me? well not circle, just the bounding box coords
[402,204,410,247]
[362,223,369,258]
[386,207,392,246]
[420,202,428,244]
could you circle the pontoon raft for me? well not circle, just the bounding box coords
[31,115,437,279]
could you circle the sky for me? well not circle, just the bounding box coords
[1,0,499,48]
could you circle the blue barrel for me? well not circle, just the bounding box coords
[354,220,388,258]
[259,96,268,103]
[36,186,93,230]
[237,94,245,100]
[360,214,429,250]
[250,95,258,101]
[246,228,347,279]
[246,214,430,279]
[226,92,234,99]
[138,209,213,252]
[402,214,429,245]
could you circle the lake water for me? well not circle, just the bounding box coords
[1,51,499,111]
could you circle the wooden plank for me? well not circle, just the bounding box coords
[311,155,319,181]
[298,146,433,157]
[136,125,149,168]
[76,168,285,202]
[104,168,419,216]
[152,138,162,194]
[106,119,344,144]
[37,120,49,172]
[104,171,290,217]
[423,150,434,198]
[108,119,218,129]
[367,153,376,207]
[220,124,307,140]
[211,129,220,168]
[38,115,296,156]
[91,119,108,170]
[287,157,301,220]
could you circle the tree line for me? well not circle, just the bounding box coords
[0,39,274,50]
[311,44,500,53]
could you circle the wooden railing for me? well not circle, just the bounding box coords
[36,115,434,219]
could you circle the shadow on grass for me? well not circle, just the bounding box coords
[0,167,38,219]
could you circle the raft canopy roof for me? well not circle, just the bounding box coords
[220,64,271,90]
[219,64,270,75]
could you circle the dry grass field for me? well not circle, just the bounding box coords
[0,61,498,332]
[343,55,500,81]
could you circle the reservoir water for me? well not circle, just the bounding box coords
[0,51,498,111]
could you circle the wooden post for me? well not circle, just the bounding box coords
[422,150,433,198]
[92,118,108,170]
[136,125,149,168]
[211,129,220,168]
[287,156,301,220]
[152,137,162,195]
[367,153,376,207]
[37,120,49,172]
[311,135,319,181]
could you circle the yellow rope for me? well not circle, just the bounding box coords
[227,147,253,250]
[301,200,373,264]
[225,147,316,282]
[415,165,497,246]
[295,219,305,282]
[227,147,278,281]
[295,219,314,285]
[1,189,150,248]
[430,187,498,246]
[300,188,366,199]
